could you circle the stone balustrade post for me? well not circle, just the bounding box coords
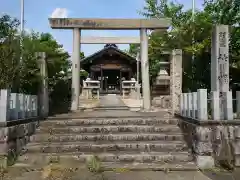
[192,92,197,119]
[237,91,240,118]
[24,95,29,118]
[197,89,208,120]
[33,95,38,117]
[18,94,25,119]
[187,93,192,118]
[10,93,19,120]
[211,91,220,120]
[183,93,188,117]
[0,89,10,122]
[180,94,184,116]
[29,95,34,117]
[223,91,233,120]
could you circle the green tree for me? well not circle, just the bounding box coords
[0,15,21,89]
[134,0,240,92]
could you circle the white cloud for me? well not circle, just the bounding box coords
[51,8,68,18]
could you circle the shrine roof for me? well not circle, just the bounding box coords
[81,45,137,64]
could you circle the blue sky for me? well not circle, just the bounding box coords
[1,0,204,56]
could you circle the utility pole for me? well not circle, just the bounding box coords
[20,0,24,63]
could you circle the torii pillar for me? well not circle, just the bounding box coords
[71,28,81,111]
[140,28,151,110]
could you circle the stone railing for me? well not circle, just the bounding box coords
[0,89,41,167]
[122,80,141,99]
[177,89,240,169]
[81,80,100,99]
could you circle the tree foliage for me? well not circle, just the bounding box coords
[128,0,240,92]
[0,14,75,113]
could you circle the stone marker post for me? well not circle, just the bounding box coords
[170,49,182,114]
[211,25,229,92]
[36,52,49,118]
[211,25,232,119]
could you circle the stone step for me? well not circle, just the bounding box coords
[24,141,189,154]
[101,161,198,171]
[36,125,181,134]
[30,133,185,142]
[94,106,129,111]
[40,118,179,127]
[17,152,193,165]
[10,161,198,173]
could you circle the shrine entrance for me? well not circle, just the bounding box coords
[81,44,136,94]
[48,18,171,110]
[101,70,120,93]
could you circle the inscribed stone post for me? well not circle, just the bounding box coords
[36,52,49,118]
[211,25,231,119]
[170,49,182,114]
[211,25,229,92]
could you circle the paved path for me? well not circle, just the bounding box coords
[7,169,238,180]
[99,94,126,107]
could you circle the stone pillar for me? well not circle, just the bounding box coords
[192,92,197,119]
[187,93,192,118]
[71,28,81,111]
[36,52,49,118]
[197,89,208,120]
[140,28,151,110]
[223,91,233,120]
[0,89,10,122]
[237,91,240,118]
[170,49,182,113]
[183,93,188,117]
[211,91,220,120]
[18,93,25,119]
[10,93,19,120]
[211,25,229,93]
[180,94,183,116]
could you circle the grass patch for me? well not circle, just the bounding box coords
[86,155,102,173]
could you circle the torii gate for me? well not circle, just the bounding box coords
[48,18,171,111]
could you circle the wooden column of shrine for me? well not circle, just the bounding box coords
[100,65,103,91]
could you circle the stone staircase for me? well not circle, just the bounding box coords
[13,112,197,171]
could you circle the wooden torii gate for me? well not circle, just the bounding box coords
[48,18,171,111]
